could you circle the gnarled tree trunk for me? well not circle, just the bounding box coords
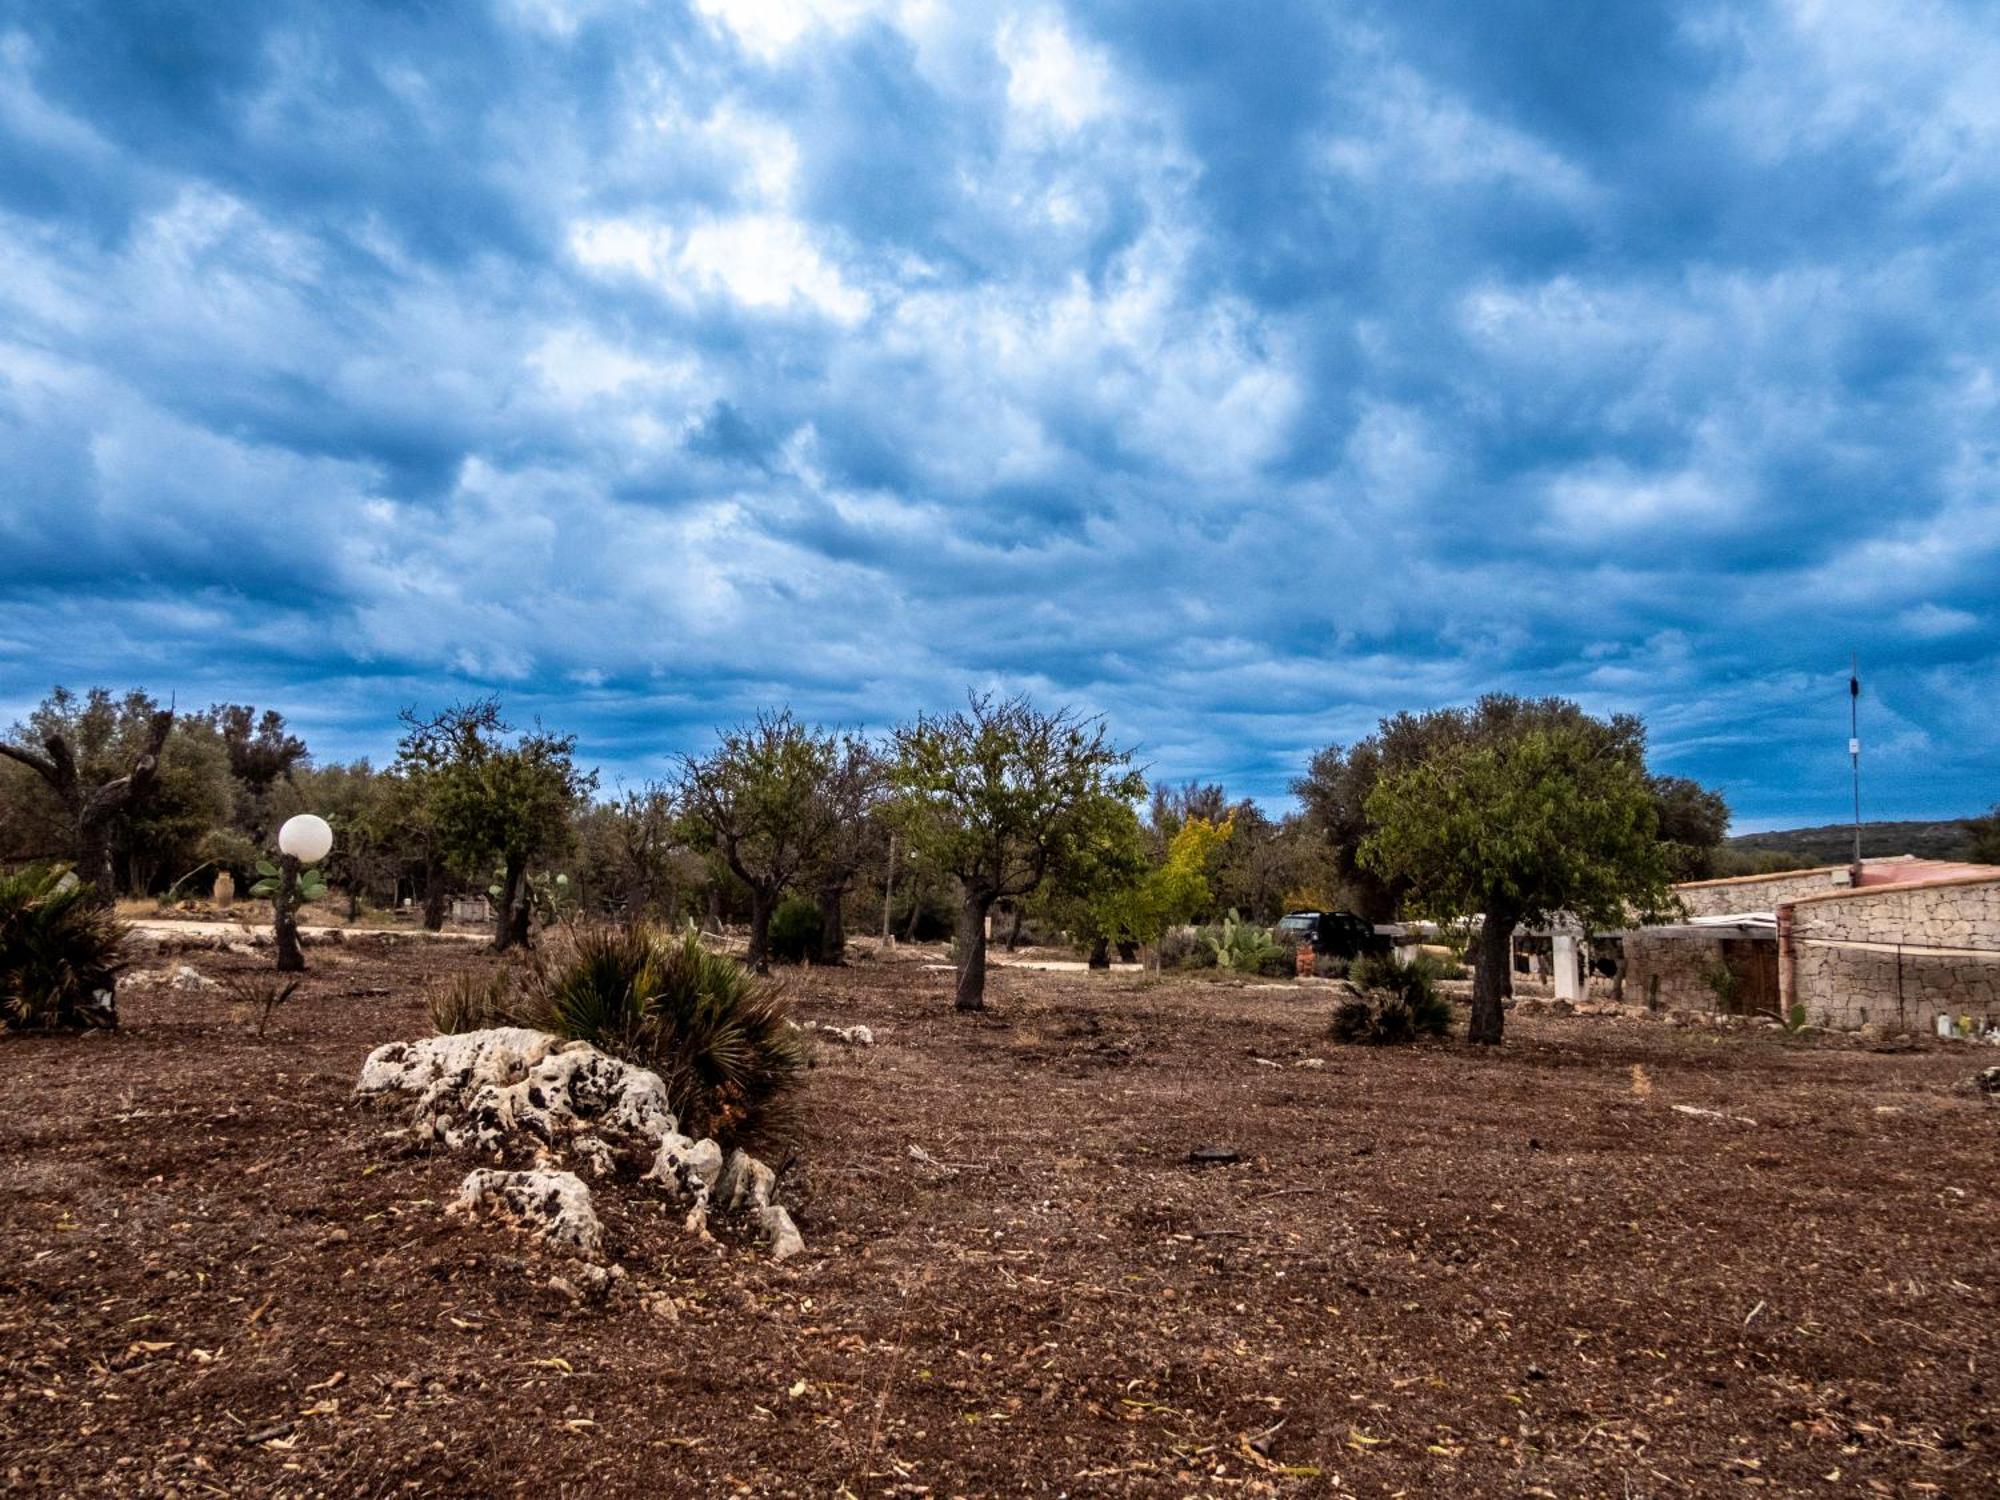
[274,854,306,972]
[422,859,448,931]
[815,883,847,965]
[493,856,525,953]
[1470,908,1516,1045]
[954,886,993,1011]
[746,887,775,973]
[1,709,173,908]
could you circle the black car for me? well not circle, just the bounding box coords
[1273,910,1392,960]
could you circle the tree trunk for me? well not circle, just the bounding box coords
[746,888,774,973]
[492,856,524,953]
[706,884,723,935]
[274,854,306,973]
[880,834,896,945]
[1469,909,1515,1045]
[1087,934,1110,970]
[76,815,118,907]
[954,888,993,1011]
[1006,905,1026,951]
[816,884,847,965]
[422,859,448,931]
[1116,939,1138,964]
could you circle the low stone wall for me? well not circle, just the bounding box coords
[1676,868,1846,918]
[1622,929,1727,1012]
[1786,877,2000,1032]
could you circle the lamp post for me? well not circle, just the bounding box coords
[272,814,333,972]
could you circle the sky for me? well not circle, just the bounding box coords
[1,0,1997,831]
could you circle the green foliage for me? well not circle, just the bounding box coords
[0,865,127,1031]
[766,895,825,964]
[1360,721,1676,934]
[1155,925,1212,971]
[1785,1002,1809,1034]
[1333,953,1451,1044]
[890,693,1145,905]
[514,925,809,1141]
[1969,805,2000,866]
[1298,695,1727,921]
[398,699,595,883]
[1698,960,1742,1012]
[1201,910,1285,973]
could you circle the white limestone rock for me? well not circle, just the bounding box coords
[454,1168,603,1256]
[355,1028,677,1163]
[755,1203,806,1262]
[169,965,215,992]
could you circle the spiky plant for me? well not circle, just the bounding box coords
[427,969,518,1034]
[512,924,808,1142]
[0,865,128,1032]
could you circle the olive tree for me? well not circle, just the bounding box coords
[0,687,176,905]
[891,693,1143,1011]
[1360,716,1675,1045]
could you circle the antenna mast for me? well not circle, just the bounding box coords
[1848,654,1862,868]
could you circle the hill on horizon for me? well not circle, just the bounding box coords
[1723,818,1983,871]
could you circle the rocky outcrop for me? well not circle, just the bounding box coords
[356,1028,804,1263]
[454,1168,603,1256]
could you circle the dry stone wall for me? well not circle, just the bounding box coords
[1787,878,2000,1032]
[1622,929,1727,1012]
[1676,869,1847,918]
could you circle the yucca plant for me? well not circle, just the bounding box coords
[513,923,808,1142]
[0,864,129,1032]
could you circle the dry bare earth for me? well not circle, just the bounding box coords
[3,939,1997,1497]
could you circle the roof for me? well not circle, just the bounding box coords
[1674,856,2000,896]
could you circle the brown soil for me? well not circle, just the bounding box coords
[3,940,1997,1497]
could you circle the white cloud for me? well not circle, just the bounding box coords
[570,213,871,324]
[997,14,1115,134]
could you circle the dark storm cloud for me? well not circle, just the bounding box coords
[1,0,1997,824]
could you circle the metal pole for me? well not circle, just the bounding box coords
[1849,655,1862,867]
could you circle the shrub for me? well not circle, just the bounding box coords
[1313,953,1350,981]
[224,974,300,1037]
[1157,926,1214,971]
[1201,911,1284,974]
[1332,951,1452,1045]
[515,924,809,1142]
[767,896,824,964]
[428,969,518,1034]
[0,865,127,1032]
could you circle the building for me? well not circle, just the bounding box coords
[1622,858,2000,1034]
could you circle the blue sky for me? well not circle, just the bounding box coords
[1,0,1996,829]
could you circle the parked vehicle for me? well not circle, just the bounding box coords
[1274,909,1393,960]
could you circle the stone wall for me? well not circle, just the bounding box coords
[1622,929,1728,1012]
[1676,868,1848,918]
[1785,877,2000,1032]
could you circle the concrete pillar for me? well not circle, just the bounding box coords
[1553,933,1581,1002]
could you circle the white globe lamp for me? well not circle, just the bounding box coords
[278,813,334,866]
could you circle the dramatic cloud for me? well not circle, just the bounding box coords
[1,0,1996,824]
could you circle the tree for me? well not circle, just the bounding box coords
[677,711,840,972]
[1966,804,2000,865]
[0,687,176,905]
[1297,696,1728,919]
[890,693,1143,1011]
[394,700,502,931]
[803,736,887,964]
[1056,807,1233,967]
[1651,775,1732,881]
[399,700,593,951]
[1360,718,1675,1046]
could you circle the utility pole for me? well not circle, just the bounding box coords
[1849,654,1863,874]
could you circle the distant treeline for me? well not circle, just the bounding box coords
[1719,818,1991,874]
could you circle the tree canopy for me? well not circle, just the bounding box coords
[1360,712,1676,1044]
[890,693,1142,1009]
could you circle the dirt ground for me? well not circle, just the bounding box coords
[3,937,1997,1498]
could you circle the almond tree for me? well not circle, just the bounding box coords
[677,711,840,972]
[891,693,1143,1011]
